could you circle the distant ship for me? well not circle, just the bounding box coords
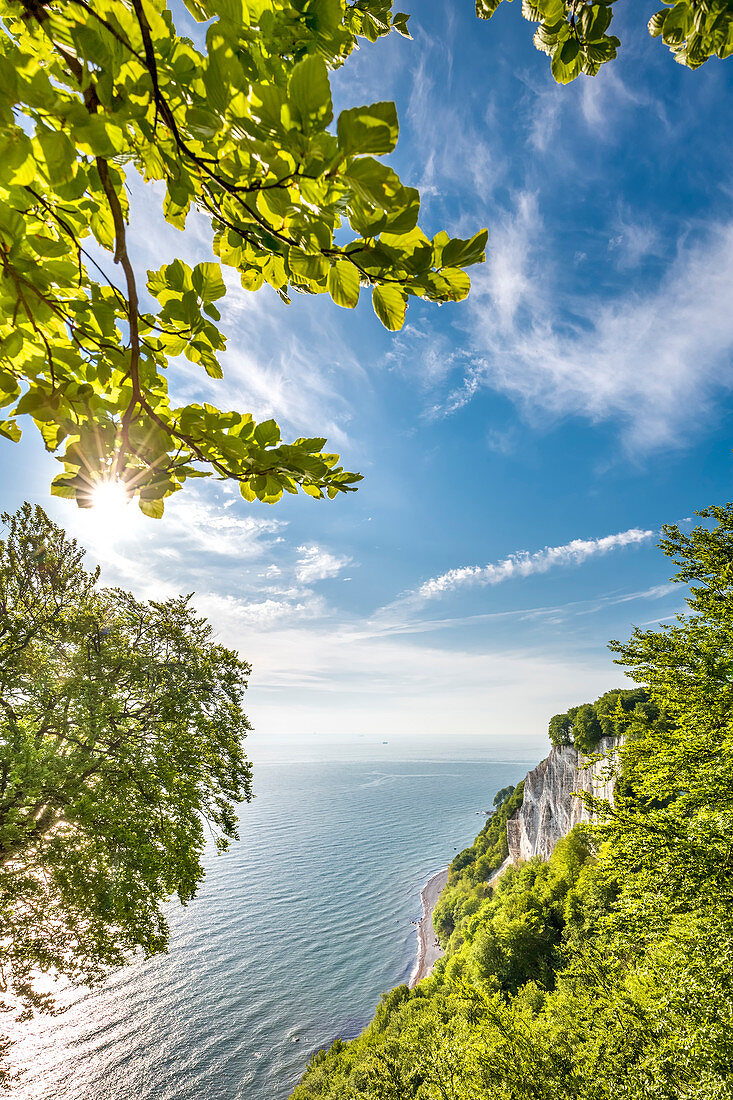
[382,740,388,744]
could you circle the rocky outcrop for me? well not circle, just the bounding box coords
[507,737,619,862]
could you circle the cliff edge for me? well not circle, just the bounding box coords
[507,736,618,861]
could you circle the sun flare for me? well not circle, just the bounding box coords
[76,479,143,548]
[91,479,131,517]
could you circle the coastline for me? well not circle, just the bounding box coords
[408,867,450,988]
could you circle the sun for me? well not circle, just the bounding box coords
[90,479,131,517]
[78,478,143,546]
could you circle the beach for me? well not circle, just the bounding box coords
[409,867,449,988]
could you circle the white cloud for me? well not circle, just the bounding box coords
[210,616,621,758]
[173,499,286,558]
[416,527,654,601]
[295,544,351,584]
[45,486,666,760]
[485,192,539,331]
[48,487,289,608]
[405,32,501,206]
[195,591,328,631]
[443,212,733,451]
[608,209,661,270]
[385,326,468,390]
[527,65,655,153]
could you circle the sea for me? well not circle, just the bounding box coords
[9,754,527,1100]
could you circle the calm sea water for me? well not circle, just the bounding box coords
[10,757,526,1099]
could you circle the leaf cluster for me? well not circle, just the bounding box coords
[476,0,733,83]
[0,0,486,513]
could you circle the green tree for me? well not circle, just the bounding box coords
[548,690,650,751]
[0,503,253,1023]
[476,0,733,84]
[569,702,603,754]
[548,710,574,747]
[0,0,486,516]
[601,504,733,927]
[493,784,515,808]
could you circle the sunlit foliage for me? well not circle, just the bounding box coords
[546,687,653,752]
[476,0,733,84]
[0,504,252,1033]
[0,0,486,514]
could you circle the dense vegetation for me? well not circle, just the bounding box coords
[432,781,523,945]
[291,505,733,1100]
[0,505,252,1034]
[546,687,655,752]
[0,0,486,513]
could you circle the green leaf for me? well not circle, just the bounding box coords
[328,261,360,308]
[192,262,227,302]
[254,419,280,446]
[343,156,396,204]
[14,389,49,416]
[302,482,324,498]
[435,267,471,302]
[288,55,333,134]
[372,284,406,330]
[187,107,220,139]
[537,0,565,23]
[0,331,23,360]
[211,0,250,24]
[441,229,488,268]
[38,128,76,185]
[139,498,164,519]
[72,115,123,158]
[50,475,77,499]
[560,37,580,63]
[476,0,503,19]
[337,102,399,155]
[550,47,581,84]
[180,0,210,20]
[288,248,329,284]
[0,419,21,442]
[382,187,420,235]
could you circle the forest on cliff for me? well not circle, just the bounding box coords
[290,505,733,1100]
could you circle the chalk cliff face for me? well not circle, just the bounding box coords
[507,737,618,862]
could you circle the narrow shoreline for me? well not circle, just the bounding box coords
[408,867,450,988]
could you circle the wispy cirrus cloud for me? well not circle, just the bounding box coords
[404,29,502,209]
[416,527,654,601]
[526,64,659,154]
[295,544,351,584]
[439,205,733,451]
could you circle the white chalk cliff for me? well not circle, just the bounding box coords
[507,737,619,862]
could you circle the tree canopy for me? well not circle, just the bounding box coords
[0,0,487,515]
[0,504,252,1027]
[476,0,733,84]
[546,687,650,752]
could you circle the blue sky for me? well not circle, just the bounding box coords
[3,2,733,762]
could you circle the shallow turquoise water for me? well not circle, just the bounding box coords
[12,757,525,1099]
